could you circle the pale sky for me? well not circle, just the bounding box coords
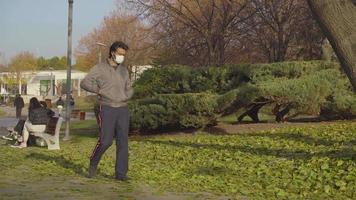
[0,0,117,64]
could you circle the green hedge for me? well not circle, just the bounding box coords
[214,67,355,121]
[119,60,356,131]
[127,70,355,131]
[133,61,340,99]
[321,76,356,119]
[129,93,217,132]
[133,65,193,98]
[257,69,338,115]
[247,60,338,83]
[215,83,261,113]
[133,64,250,98]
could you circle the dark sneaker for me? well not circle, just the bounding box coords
[88,164,97,178]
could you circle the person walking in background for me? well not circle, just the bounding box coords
[56,96,65,116]
[80,41,133,181]
[14,94,24,119]
[69,95,75,108]
[56,96,64,107]
[66,95,75,116]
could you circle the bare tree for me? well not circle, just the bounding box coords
[307,0,356,92]
[75,12,154,71]
[247,0,323,62]
[8,51,37,94]
[130,0,255,66]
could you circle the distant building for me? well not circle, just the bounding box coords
[130,65,153,81]
[0,65,154,103]
[0,70,87,103]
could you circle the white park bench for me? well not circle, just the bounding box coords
[32,117,63,150]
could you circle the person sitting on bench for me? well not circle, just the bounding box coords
[11,97,54,149]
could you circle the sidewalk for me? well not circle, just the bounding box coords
[0,106,20,136]
[0,105,17,118]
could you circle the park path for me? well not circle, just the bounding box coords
[0,105,16,117]
[0,106,19,136]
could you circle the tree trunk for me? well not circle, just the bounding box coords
[238,103,267,123]
[307,0,356,92]
[274,104,292,122]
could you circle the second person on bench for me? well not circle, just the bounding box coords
[11,97,55,148]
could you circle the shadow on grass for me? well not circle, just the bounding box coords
[143,140,356,161]
[288,116,356,123]
[26,152,87,176]
[237,131,344,146]
[68,128,98,138]
[203,126,230,135]
[231,120,271,125]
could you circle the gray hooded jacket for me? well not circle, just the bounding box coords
[80,60,134,107]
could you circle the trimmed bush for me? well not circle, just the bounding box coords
[321,77,356,119]
[215,83,260,113]
[217,68,355,121]
[129,93,217,132]
[133,61,340,99]
[257,69,337,115]
[133,65,193,99]
[128,60,354,129]
[133,64,250,98]
[248,60,339,83]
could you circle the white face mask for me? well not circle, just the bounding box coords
[114,55,125,64]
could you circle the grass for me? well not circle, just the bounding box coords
[0,120,355,199]
[0,109,7,117]
[72,96,97,112]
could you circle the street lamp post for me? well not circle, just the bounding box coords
[64,0,73,141]
[96,42,106,64]
[49,67,54,97]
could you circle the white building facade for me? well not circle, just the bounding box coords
[0,65,153,103]
[0,70,87,103]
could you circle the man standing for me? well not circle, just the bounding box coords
[56,96,65,107]
[80,41,133,181]
[14,94,24,119]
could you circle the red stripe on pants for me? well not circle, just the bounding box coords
[90,105,102,160]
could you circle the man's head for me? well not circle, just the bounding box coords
[109,41,129,65]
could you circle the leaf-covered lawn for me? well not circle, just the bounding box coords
[0,109,7,117]
[1,120,355,200]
